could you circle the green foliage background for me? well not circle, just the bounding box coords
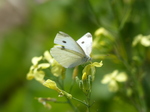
[0,0,150,112]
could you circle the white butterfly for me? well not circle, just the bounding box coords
[50,31,92,68]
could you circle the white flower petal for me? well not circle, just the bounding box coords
[116,72,127,82]
[111,70,118,78]
[141,36,150,47]
[101,75,111,84]
[44,51,53,62]
[38,63,50,69]
[108,80,118,92]
[132,34,142,46]
[32,56,43,65]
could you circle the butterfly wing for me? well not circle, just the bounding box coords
[54,31,85,55]
[50,32,92,68]
[50,46,87,68]
[76,32,92,56]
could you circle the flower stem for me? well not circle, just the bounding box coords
[86,91,91,112]
[66,96,79,112]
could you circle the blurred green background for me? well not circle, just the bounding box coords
[0,0,150,112]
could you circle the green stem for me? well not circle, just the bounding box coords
[114,42,147,112]
[56,78,79,111]
[73,95,92,112]
[72,97,87,106]
[131,72,147,112]
[65,96,79,112]
[86,91,91,112]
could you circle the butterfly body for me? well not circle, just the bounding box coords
[50,31,92,68]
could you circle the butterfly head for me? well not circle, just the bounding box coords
[84,55,92,62]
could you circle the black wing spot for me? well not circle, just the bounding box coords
[81,41,84,44]
[62,40,67,43]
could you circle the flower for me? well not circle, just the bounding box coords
[32,56,43,65]
[79,61,103,94]
[44,51,53,62]
[132,34,150,47]
[101,70,128,92]
[43,79,72,99]
[43,79,61,92]
[82,61,103,81]
[50,61,65,78]
[26,56,50,83]
[92,28,115,60]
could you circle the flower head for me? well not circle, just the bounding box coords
[132,34,150,47]
[92,28,115,60]
[101,70,128,92]
[43,79,61,92]
[78,61,103,94]
[82,61,103,81]
[43,79,72,99]
[26,56,50,83]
